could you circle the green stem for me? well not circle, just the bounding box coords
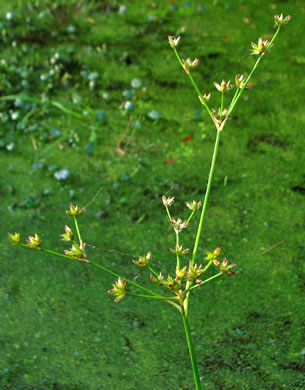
[173,48,213,119]
[187,210,196,224]
[148,265,159,278]
[189,272,223,291]
[88,261,163,298]
[165,205,172,221]
[74,217,82,244]
[182,312,202,390]
[228,87,239,111]
[202,260,213,274]
[191,129,221,265]
[267,26,281,49]
[176,232,180,268]
[127,292,176,301]
[220,92,224,114]
[20,243,80,261]
[21,243,163,299]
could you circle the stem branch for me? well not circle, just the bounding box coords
[191,129,221,265]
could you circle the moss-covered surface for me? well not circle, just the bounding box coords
[1,0,304,389]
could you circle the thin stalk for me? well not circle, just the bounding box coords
[21,243,163,299]
[220,92,224,114]
[187,209,196,224]
[74,217,82,244]
[189,272,223,291]
[129,293,181,311]
[127,292,176,301]
[176,232,180,268]
[191,129,221,265]
[88,260,164,298]
[20,243,80,261]
[182,312,202,390]
[202,260,213,274]
[267,26,281,48]
[148,265,159,278]
[228,87,239,111]
[173,48,213,119]
[165,205,172,221]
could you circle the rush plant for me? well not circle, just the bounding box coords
[9,14,291,390]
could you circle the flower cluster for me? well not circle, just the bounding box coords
[212,108,229,126]
[170,244,189,256]
[26,233,42,249]
[170,218,189,233]
[198,93,211,104]
[162,195,175,207]
[64,242,86,259]
[205,247,221,263]
[185,261,204,281]
[205,248,236,276]
[108,278,126,303]
[168,35,181,48]
[216,258,236,276]
[251,37,270,55]
[214,80,234,93]
[182,58,199,74]
[60,225,74,241]
[186,200,202,211]
[133,252,152,267]
[8,232,20,245]
[274,14,291,28]
[235,74,246,89]
[66,203,86,217]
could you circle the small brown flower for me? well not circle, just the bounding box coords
[133,251,152,267]
[8,232,21,245]
[65,204,86,217]
[182,58,199,74]
[108,278,126,303]
[26,233,42,249]
[169,218,189,233]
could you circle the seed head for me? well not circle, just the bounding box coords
[64,242,86,259]
[60,225,74,241]
[169,217,189,233]
[214,80,233,93]
[185,260,203,281]
[168,35,181,48]
[182,58,199,74]
[235,74,246,89]
[205,247,221,262]
[108,278,126,303]
[274,14,291,28]
[175,264,187,280]
[133,251,152,267]
[198,93,211,104]
[8,232,20,245]
[66,203,86,217]
[219,258,236,276]
[251,37,270,55]
[186,200,202,211]
[26,233,42,249]
[170,244,190,256]
[162,195,175,207]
